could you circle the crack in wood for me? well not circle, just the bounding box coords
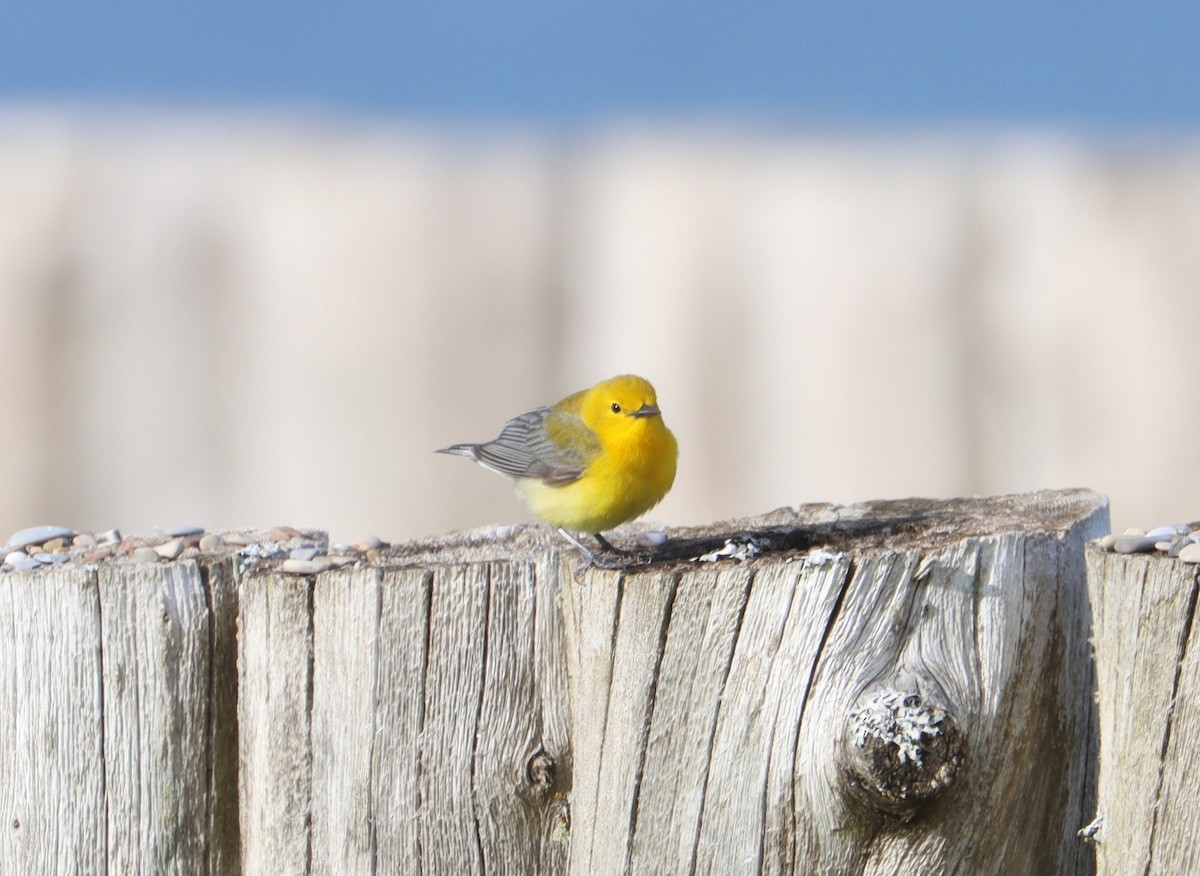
[785,557,857,868]
[198,561,217,876]
[1142,562,1200,876]
[303,578,316,876]
[585,570,624,870]
[622,571,680,874]
[367,571,383,876]
[414,569,434,875]
[92,570,110,876]
[687,567,755,876]
[469,566,493,874]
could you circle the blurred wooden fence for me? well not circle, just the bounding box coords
[0,114,1198,542]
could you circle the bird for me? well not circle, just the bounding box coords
[437,374,678,567]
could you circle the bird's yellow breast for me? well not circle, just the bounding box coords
[518,417,677,534]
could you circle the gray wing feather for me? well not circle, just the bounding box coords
[472,407,596,485]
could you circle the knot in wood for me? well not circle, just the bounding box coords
[526,751,556,796]
[841,689,965,820]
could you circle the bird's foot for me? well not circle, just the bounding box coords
[556,529,632,572]
[593,532,634,556]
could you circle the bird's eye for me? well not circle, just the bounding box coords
[610,402,622,414]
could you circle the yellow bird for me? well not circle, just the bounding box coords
[437,374,678,565]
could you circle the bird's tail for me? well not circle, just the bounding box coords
[435,443,481,460]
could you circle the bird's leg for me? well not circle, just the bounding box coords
[593,532,633,556]
[556,528,625,570]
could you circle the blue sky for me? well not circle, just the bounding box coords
[2,2,1198,129]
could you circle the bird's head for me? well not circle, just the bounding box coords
[582,374,667,443]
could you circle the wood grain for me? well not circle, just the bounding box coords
[0,567,105,874]
[238,571,314,875]
[1,560,235,874]
[0,489,1110,874]
[1087,548,1200,876]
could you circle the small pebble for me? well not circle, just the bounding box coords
[1122,527,1146,537]
[83,548,114,563]
[156,524,205,538]
[1113,535,1158,555]
[290,547,322,561]
[33,552,70,564]
[41,537,67,552]
[282,557,332,576]
[635,530,670,548]
[5,550,43,571]
[133,547,161,564]
[1177,543,1200,564]
[1097,534,1118,551]
[1146,525,1188,540]
[98,529,122,544]
[1155,541,1175,552]
[7,525,74,550]
[155,538,186,560]
[270,526,305,542]
[73,533,97,548]
[365,548,381,564]
[199,533,227,553]
[354,535,387,550]
[330,543,351,555]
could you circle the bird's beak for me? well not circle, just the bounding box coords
[630,403,661,418]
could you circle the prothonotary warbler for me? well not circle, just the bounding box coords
[437,374,678,566]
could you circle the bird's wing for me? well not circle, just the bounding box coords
[473,406,599,486]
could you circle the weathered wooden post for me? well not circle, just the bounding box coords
[2,488,1107,874]
[1085,545,1200,875]
[1,567,106,873]
[233,488,1105,874]
[238,541,573,875]
[554,490,1105,874]
[0,555,240,874]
